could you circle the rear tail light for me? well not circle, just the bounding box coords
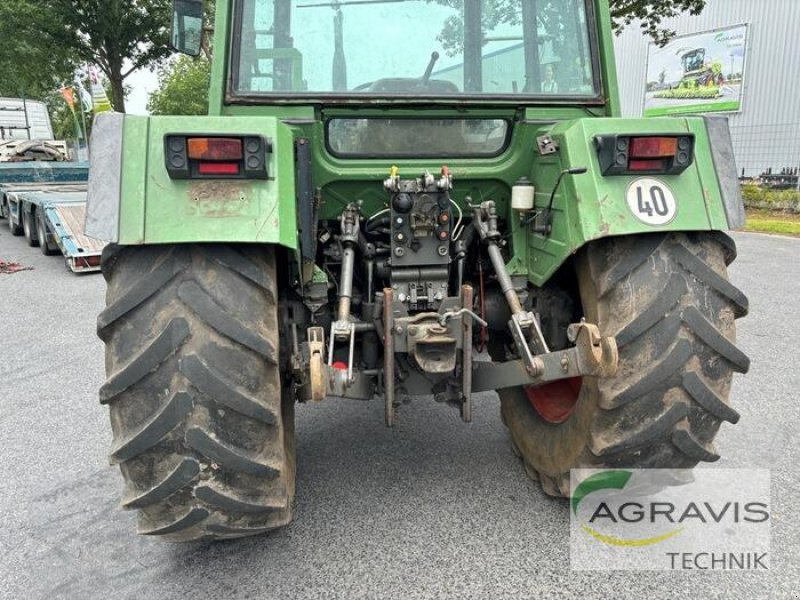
[187,137,243,161]
[595,134,694,175]
[630,136,678,158]
[164,135,271,180]
[629,159,667,171]
[198,162,240,175]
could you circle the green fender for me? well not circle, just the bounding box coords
[85,114,298,249]
[513,116,744,286]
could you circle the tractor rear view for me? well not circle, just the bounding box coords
[87,0,749,541]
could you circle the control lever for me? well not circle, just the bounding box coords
[421,51,440,84]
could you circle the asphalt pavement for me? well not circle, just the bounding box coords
[0,229,797,600]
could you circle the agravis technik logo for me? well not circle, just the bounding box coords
[570,469,771,571]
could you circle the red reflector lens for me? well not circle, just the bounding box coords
[630,137,678,159]
[629,159,667,171]
[187,137,243,160]
[198,162,240,175]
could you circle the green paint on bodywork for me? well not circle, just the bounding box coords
[108,1,739,292]
[523,116,730,285]
[118,116,297,249]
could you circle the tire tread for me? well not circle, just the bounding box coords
[100,244,293,541]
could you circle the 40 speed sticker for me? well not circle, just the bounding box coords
[626,178,677,226]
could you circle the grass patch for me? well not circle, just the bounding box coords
[745,209,800,237]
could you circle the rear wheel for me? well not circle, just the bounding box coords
[500,232,749,496]
[99,244,295,541]
[36,211,58,255]
[9,204,23,236]
[22,209,39,247]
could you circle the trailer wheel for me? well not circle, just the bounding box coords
[36,211,58,255]
[500,232,749,496]
[22,209,39,247]
[99,244,295,541]
[8,204,23,236]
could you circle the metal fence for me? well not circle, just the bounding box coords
[730,122,800,189]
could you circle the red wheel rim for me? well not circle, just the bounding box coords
[525,377,583,424]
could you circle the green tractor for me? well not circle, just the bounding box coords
[87,0,749,541]
[656,47,725,100]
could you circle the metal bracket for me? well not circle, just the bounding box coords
[508,311,549,375]
[537,135,559,156]
[472,322,618,393]
[328,319,356,382]
[307,327,327,402]
[509,312,541,377]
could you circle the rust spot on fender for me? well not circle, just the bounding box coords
[187,181,254,218]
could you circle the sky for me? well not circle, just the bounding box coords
[126,64,159,115]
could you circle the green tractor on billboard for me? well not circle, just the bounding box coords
[87,0,749,542]
[656,47,725,100]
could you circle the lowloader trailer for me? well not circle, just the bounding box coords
[0,162,105,272]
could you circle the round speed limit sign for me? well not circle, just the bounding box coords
[626,178,677,226]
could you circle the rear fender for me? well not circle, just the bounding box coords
[522,116,744,285]
[86,113,298,249]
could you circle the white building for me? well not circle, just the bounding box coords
[613,0,800,178]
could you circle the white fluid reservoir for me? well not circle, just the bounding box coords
[511,178,535,211]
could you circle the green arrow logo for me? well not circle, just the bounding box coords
[572,470,683,547]
[571,470,633,515]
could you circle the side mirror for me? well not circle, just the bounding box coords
[171,0,204,56]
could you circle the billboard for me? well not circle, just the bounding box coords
[643,24,748,117]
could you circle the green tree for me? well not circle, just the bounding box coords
[3,0,173,113]
[610,0,706,45]
[431,0,707,54]
[0,3,77,98]
[148,56,212,116]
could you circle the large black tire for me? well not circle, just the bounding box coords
[36,210,58,255]
[22,210,39,247]
[98,244,295,541]
[22,209,39,247]
[7,202,23,235]
[500,232,749,496]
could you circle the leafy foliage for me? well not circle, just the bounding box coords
[430,0,707,54]
[2,0,173,112]
[741,185,800,212]
[609,0,707,46]
[429,0,521,56]
[0,3,78,98]
[148,56,212,116]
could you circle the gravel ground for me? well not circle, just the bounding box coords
[0,229,797,600]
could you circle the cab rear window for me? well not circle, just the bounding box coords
[326,118,510,158]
